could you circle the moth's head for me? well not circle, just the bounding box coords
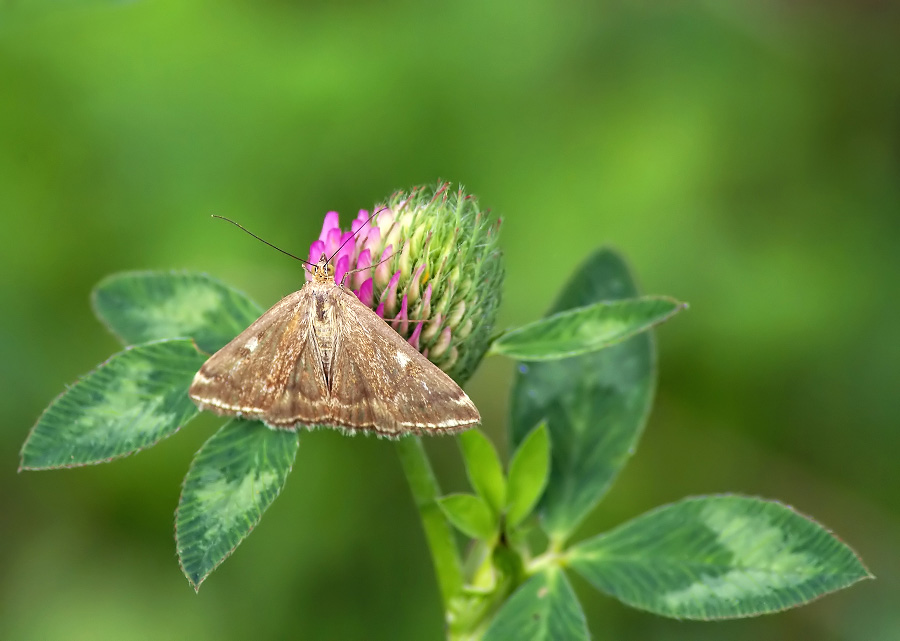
[312,253,335,283]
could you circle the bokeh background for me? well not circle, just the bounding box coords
[2,1,898,639]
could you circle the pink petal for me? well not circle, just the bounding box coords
[352,209,373,239]
[306,239,326,280]
[324,226,342,257]
[392,295,409,334]
[408,322,424,351]
[381,271,400,318]
[308,239,325,264]
[319,211,340,242]
[334,254,350,285]
[353,249,372,290]
[357,278,374,307]
[364,227,382,256]
[336,230,355,265]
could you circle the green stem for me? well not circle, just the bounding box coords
[395,436,463,610]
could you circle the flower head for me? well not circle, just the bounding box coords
[307,182,503,384]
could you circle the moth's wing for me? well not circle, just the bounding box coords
[328,288,480,436]
[188,288,331,427]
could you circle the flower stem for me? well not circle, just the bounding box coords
[395,436,463,609]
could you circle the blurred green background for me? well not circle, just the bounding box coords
[2,1,898,639]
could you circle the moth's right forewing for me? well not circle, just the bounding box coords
[328,288,480,436]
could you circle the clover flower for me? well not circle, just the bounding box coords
[307,182,503,383]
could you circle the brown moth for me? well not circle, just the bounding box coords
[188,254,480,437]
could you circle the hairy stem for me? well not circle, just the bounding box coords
[395,436,463,610]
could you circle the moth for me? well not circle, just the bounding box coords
[188,250,481,437]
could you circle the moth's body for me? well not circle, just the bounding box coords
[311,288,338,384]
[189,257,480,437]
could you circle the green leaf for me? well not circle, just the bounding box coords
[176,420,299,591]
[568,495,873,620]
[490,296,685,361]
[458,430,507,515]
[506,422,550,529]
[92,270,263,353]
[510,248,656,542]
[20,339,206,470]
[438,493,498,541]
[483,567,588,641]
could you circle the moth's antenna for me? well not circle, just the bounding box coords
[327,207,389,265]
[342,241,405,278]
[212,215,314,266]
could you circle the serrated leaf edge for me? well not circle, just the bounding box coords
[174,421,300,592]
[489,297,688,361]
[90,269,260,350]
[19,338,203,472]
[567,494,874,620]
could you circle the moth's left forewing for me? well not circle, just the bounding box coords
[189,290,309,418]
[189,287,332,426]
[328,288,480,437]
